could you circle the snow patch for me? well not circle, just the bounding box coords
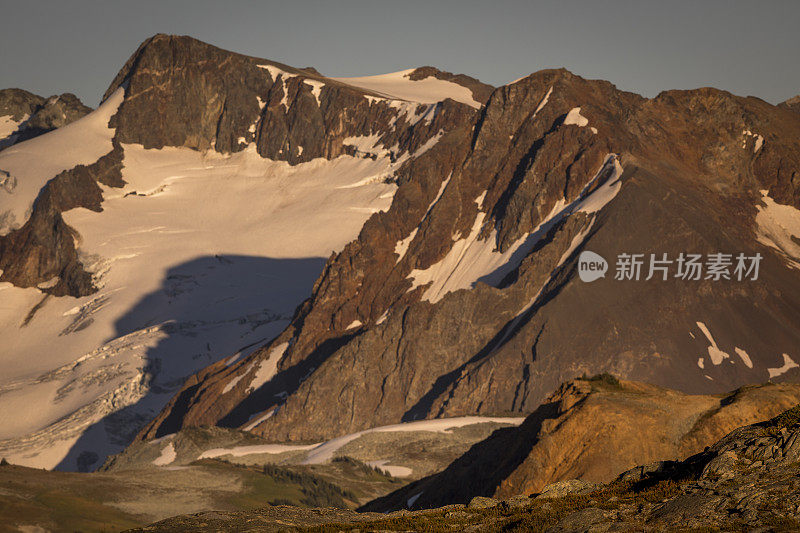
[346,320,362,330]
[222,364,252,394]
[376,309,389,325]
[533,87,553,117]
[153,442,176,466]
[755,190,800,269]
[407,491,423,508]
[332,69,481,109]
[304,79,324,106]
[768,354,799,379]
[564,107,589,127]
[696,322,731,365]
[242,408,279,431]
[742,130,764,152]
[258,64,295,81]
[248,342,289,392]
[199,442,319,459]
[394,228,418,264]
[0,114,27,143]
[367,459,412,477]
[735,347,753,369]
[36,277,60,290]
[576,155,624,213]
[407,155,622,303]
[301,416,525,465]
[395,174,451,263]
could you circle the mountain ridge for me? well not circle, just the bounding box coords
[0,88,91,150]
[139,63,800,445]
[1,34,799,473]
[0,34,498,471]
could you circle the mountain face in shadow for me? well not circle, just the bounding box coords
[54,254,326,471]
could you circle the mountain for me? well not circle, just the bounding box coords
[140,66,800,446]
[0,34,488,470]
[2,33,799,474]
[0,88,91,150]
[128,402,800,531]
[364,376,800,511]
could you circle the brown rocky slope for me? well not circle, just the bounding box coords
[140,66,800,444]
[364,375,800,511]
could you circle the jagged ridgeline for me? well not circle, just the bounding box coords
[143,43,800,447]
[1,33,799,474]
[0,34,490,470]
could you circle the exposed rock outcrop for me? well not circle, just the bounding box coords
[364,376,800,510]
[780,94,800,112]
[0,88,91,149]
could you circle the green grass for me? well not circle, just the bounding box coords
[0,467,143,533]
[195,459,358,509]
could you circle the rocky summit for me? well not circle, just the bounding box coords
[0,88,91,150]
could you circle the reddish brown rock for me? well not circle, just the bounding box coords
[141,68,800,446]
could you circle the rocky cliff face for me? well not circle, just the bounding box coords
[0,34,494,470]
[140,67,800,443]
[364,376,800,510]
[0,34,479,295]
[105,35,474,163]
[0,88,91,150]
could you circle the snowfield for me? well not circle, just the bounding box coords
[0,89,124,235]
[0,135,402,470]
[332,69,482,109]
[756,190,800,269]
[0,113,28,148]
[195,416,525,465]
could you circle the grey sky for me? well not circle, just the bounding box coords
[1,0,798,107]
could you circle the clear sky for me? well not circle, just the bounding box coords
[1,0,798,107]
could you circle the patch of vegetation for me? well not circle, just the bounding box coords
[195,458,358,509]
[332,456,396,481]
[261,463,358,507]
[0,481,142,532]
